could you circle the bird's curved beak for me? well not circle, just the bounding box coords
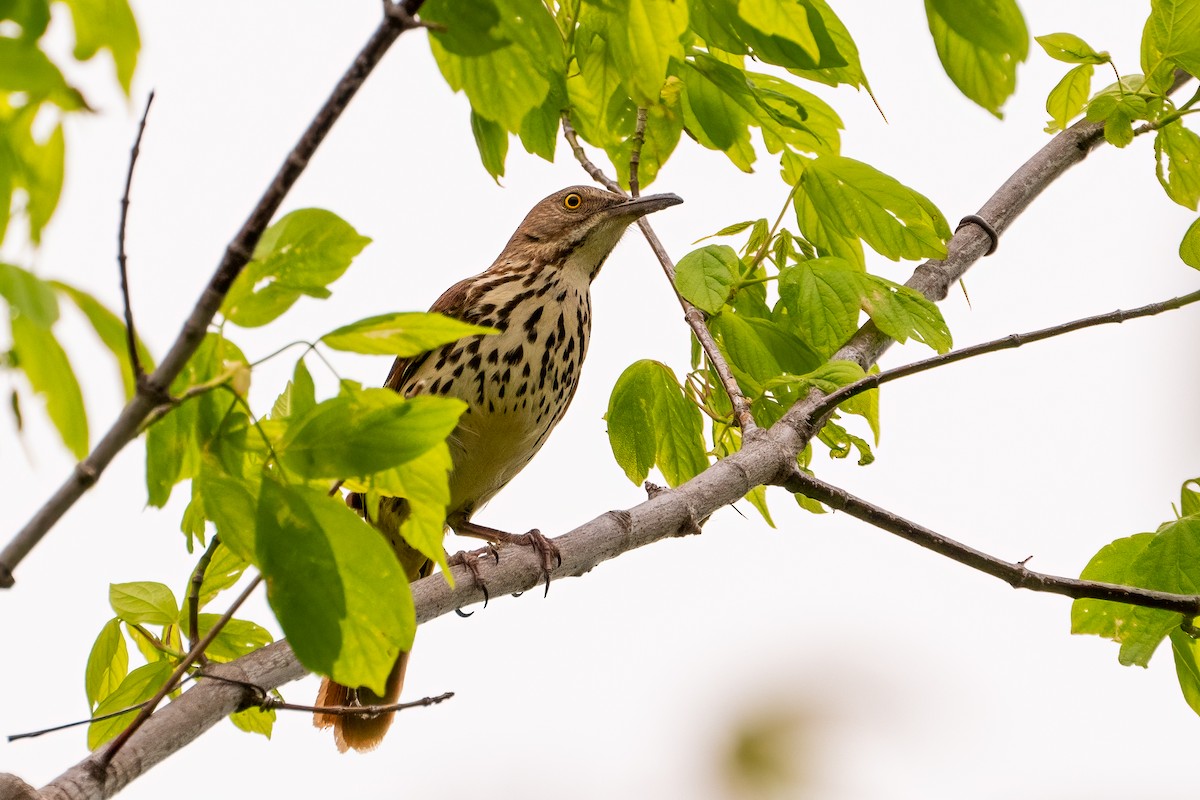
[614,192,684,218]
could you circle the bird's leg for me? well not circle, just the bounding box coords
[448,514,562,596]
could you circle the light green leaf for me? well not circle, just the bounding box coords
[1170,628,1200,717]
[85,618,129,709]
[195,614,273,662]
[192,541,249,611]
[776,257,861,357]
[675,244,739,313]
[785,0,869,88]
[791,175,865,268]
[222,209,371,328]
[0,263,58,327]
[678,60,756,172]
[859,275,953,353]
[109,581,179,626]
[606,360,708,487]
[1044,64,1093,133]
[925,0,1028,117]
[321,312,496,357]
[364,441,455,575]
[471,110,508,181]
[230,705,275,738]
[11,313,88,457]
[0,38,86,108]
[1156,122,1200,210]
[256,476,414,692]
[280,391,465,480]
[1178,216,1200,269]
[802,155,950,261]
[88,661,174,749]
[1183,478,1200,517]
[61,0,140,93]
[52,281,155,399]
[1142,0,1200,93]
[609,0,688,106]
[738,0,821,62]
[1036,32,1110,65]
[193,469,259,562]
[17,121,64,242]
[614,79,684,189]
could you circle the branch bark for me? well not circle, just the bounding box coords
[0,1,428,589]
[12,101,1199,798]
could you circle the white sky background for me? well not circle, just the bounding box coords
[2,1,1199,797]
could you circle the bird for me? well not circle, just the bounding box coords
[313,184,683,752]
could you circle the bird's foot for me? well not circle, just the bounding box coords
[449,516,562,596]
[446,546,498,612]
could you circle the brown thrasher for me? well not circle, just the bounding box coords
[314,185,682,751]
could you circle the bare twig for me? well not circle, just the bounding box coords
[0,0,428,588]
[117,91,154,385]
[98,574,263,766]
[780,469,1200,615]
[811,287,1200,420]
[629,107,647,198]
[561,114,758,433]
[186,536,222,656]
[261,691,454,715]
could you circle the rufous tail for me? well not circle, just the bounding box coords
[313,649,412,753]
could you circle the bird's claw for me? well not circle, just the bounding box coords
[447,547,492,609]
[517,528,561,597]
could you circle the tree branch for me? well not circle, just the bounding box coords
[116,91,153,385]
[779,470,1200,615]
[561,114,759,433]
[11,40,1193,800]
[0,1,428,589]
[812,287,1200,420]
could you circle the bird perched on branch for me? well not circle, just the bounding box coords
[314,185,683,751]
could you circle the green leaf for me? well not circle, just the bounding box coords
[145,399,198,508]
[321,312,496,357]
[11,313,88,457]
[1156,122,1200,210]
[614,80,684,189]
[678,60,756,172]
[738,0,821,62]
[192,541,249,611]
[1073,519,1200,667]
[256,476,414,692]
[193,470,259,562]
[363,441,455,575]
[1142,0,1200,93]
[925,0,1029,117]
[109,581,179,626]
[280,390,465,480]
[195,614,273,662]
[221,209,371,328]
[606,360,708,487]
[470,109,508,181]
[802,155,951,261]
[85,618,129,709]
[1035,32,1110,65]
[1044,64,1093,133]
[568,4,634,151]
[711,312,822,399]
[776,257,861,358]
[1183,478,1200,517]
[517,90,560,162]
[52,281,155,399]
[785,0,869,88]
[858,275,953,353]
[88,661,175,749]
[608,0,688,106]
[0,37,86,108]
[1085,86,1148,148]
[791,174,865,268]
[674,244,739,313]
[1170,628,1200,717]
[0,262,58,327]
[16,121,64,242]
[1178,216,1200,270]
[229,705,275,738]
[61,0,140,93]
[427,8,551,132]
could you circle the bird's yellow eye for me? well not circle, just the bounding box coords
[563,192,582,210]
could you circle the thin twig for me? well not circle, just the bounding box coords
[781,469,1200,615]
[263,691,454,715]
[186,536,222,656]
[0,1,428,589]
[117,91,154,385]
[99,574,263,765]
[811,287,1200,420]
[629,107,647,198]
[561,114,758,433]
